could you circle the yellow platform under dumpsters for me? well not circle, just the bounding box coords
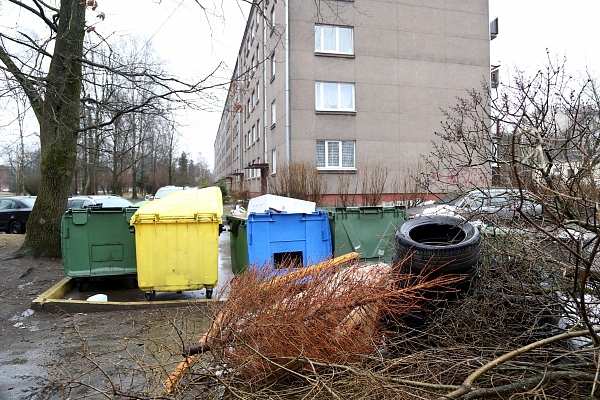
[130,187,223,301]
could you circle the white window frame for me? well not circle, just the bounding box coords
[271,149,277,175]
[315,25,354,55]
[271,100,276,128]
[315,82,355,112]
[255,81,260,105]
[270,52,276,81]
[316,140,356,170]
[270,6,275,33]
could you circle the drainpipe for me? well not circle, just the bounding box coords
[237,54,243,176]
[285,0,290,165]
[263,2,268,169]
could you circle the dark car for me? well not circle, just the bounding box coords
[67,195,133,209]
[0,196,36,234]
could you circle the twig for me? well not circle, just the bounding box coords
[440,327,600,399]
[462,370,599,400]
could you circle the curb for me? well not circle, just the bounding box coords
[31,277,216,313]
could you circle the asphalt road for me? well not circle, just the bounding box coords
[0,225,235,399]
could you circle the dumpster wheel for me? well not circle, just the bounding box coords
[77,279,89,292]
[144,291,156,301]
[206,289,213,299]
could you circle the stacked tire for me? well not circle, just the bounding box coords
[392,215,481,301]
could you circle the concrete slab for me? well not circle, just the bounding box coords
[32,224,235,312]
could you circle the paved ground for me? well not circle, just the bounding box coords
[0,228,234,399]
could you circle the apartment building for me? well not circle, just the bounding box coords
[213,0,492,204]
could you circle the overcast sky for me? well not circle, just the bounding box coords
[489,0,600,78]
[2,1,600,169]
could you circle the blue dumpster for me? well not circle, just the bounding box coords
[230,210,332,273]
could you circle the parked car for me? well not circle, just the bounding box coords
[406,188,543,221]
[154,185,185,199]
[405,192,464,219]
[0,196,36,234]
[67,195,133,209]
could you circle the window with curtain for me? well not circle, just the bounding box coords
[315,82,355,111]
[316,140,355,170]
[315,25,354,55]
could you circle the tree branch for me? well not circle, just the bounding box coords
[8,0,58,32]
[440,327,600,399]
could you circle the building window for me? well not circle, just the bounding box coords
[270,6,275,33]
[271,149,277,175]
[271,100,276,128]
[315,82,355,112]
[315,25,354,55]
[251,125,256,143]
[255,81,260,105]
[256,118,260,140]
[270,52,276,81]
[251,56,256,77]
[316,140,355,170]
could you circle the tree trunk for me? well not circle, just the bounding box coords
[18,0,86,257]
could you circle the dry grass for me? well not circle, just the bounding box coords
[0,234,25,253]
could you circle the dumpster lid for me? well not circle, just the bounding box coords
[131,186,223,222]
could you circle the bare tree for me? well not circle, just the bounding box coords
[420,55,600,396]
[0,0,236,257]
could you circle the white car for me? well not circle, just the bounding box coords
[406,188,543,221]
[67,195,133,209]
[154,185,184,199]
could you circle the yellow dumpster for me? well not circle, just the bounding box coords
[130,187,223,300]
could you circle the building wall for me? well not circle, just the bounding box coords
[214,0,491,200]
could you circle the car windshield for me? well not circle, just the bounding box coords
[433,192,464,206]
[155,187,183,199]
[97,198,132,207]
[20,197,36,207]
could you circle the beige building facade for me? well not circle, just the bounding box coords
[214,0,492,204]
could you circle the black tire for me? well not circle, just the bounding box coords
[144,291,155,301]
[9,220,23,234]
[392,216,481,274]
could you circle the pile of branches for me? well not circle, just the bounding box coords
[170,233,600,399]
[170,257,466,397]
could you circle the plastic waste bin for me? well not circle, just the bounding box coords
[324,206,406,263]
[226,215,249,274]
[227,210,332,274]
[61,206,138,291]
[130,187,222,300]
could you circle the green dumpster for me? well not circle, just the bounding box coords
[61,206,138,289]
[226,214,249,274]
[323,206,406,263]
